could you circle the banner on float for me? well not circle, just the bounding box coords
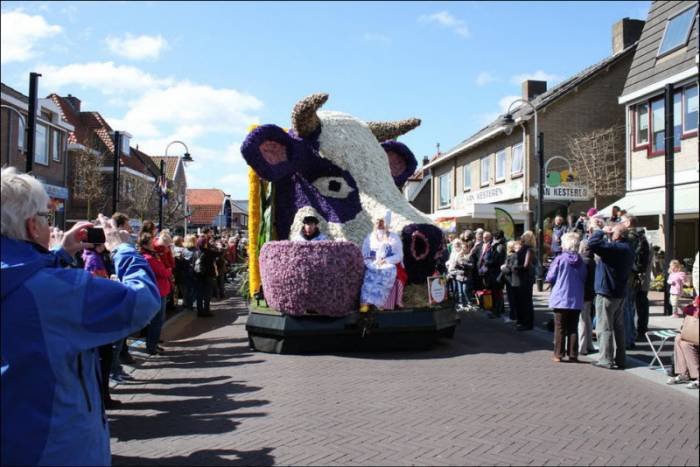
[427,275,447,305]
[494,207,515,240]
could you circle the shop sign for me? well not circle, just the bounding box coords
[530,184,591,201]
[43,183,69,200]
[452,179,523,209]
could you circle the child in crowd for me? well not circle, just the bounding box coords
[668,260,688,317]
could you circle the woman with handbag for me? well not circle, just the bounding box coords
[667,296,699,389]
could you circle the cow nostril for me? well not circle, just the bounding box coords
[410,230,430,261]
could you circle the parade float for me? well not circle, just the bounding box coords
[241,93,458,353]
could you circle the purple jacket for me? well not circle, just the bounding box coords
[546,251,588,310]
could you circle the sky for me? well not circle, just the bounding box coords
[0,0,650,199]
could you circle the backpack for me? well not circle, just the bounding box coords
[193,250,204,275]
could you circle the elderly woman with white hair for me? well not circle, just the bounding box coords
[0,167,161,466]
[360,211,405,312]
[545,232,588,362]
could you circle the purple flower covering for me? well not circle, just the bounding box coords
[259,240,365,317]
[381,140,418,187]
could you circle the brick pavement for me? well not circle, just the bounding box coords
[110,293,699,466]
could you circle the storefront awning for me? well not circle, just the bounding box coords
[429,202,530,222]
[599,184,698,218]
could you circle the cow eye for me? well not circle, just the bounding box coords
[312,176,354,199]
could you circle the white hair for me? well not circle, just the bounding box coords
[561,232,580,252]
[1,167,50,241]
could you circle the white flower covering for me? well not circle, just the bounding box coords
[306,110,434,245]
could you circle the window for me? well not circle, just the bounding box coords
[495,150,506,181]
[684,85,698,134]
[52,130,61,162]
[35,124,49,165]
[657,6,696,56]
[17,116,26,150]
[511,143,523,175]
[635,103,649,147]
[439,173,452,207]
[463,163,472,191]
[651,98,665,153]
[480,156,490,186]
[673,91,682,145]
[121,136,130,156]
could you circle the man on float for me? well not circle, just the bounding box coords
[292,216,328,242]
[360,211,407,312]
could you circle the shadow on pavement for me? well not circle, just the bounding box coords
[112,447,275,466]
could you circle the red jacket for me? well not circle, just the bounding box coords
[155,243,175,270]
[143,250,172,297]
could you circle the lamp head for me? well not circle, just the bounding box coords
[498,113,515,136]
[182,152,193,163]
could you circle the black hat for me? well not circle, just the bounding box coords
[302,216,320,225]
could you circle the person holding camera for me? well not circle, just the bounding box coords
[587,222,634,370]
[1,168,160,466]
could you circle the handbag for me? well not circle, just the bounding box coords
[680,314,699,345]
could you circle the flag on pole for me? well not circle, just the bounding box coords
[494,207,515,240]
[159,174,168,206]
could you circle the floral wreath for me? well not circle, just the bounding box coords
[410,230,429,261]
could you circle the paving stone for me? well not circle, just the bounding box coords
[110,292,700,466]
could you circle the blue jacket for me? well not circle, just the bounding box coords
[1,236,160,466]
[545,251,588,310]
[586,230,633,298]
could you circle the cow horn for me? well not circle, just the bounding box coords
[291,93,329,137]
[367,118,421,142]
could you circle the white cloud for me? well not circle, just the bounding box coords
[0,10,62,63]
[419,11,469,38]
[476,71,497,86]
[106,33,168,60]
[498,95,521,113]
[510,70,561,85]
[110,82,262,139]
[363,32,391,44]
[38,61,174,95]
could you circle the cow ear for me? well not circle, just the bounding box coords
[241,124,298,182]
[381,140,418,187]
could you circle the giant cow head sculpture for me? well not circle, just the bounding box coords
[240,93,443,283]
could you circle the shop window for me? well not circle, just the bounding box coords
[480,156,490,186]
[495,150,505,182]
[683,84,698,134]
[511,143,523,175]
[439,172,452,208]
[35,124,49,165]
[657,6,696,56]
[463,163,472,191]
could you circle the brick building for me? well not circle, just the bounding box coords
[1,83,74,229]
[604,1,698,261]
[49,93,159,224]
[187,188,235,232]
[424,18,643,242]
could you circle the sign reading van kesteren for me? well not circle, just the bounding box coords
[530,184,591,201]
[452,180,523,209]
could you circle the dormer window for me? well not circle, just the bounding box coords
[121,135,130,156]
[657,6,697,57]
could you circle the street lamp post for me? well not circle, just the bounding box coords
[163,141,194,233]
[26,72,41,174]
[498,99,545,292]
[112,131,122,215]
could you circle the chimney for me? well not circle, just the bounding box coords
[65,94,81,112]
[422,156,429,166]
[612,18,644,55]
[522,80,547,101]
